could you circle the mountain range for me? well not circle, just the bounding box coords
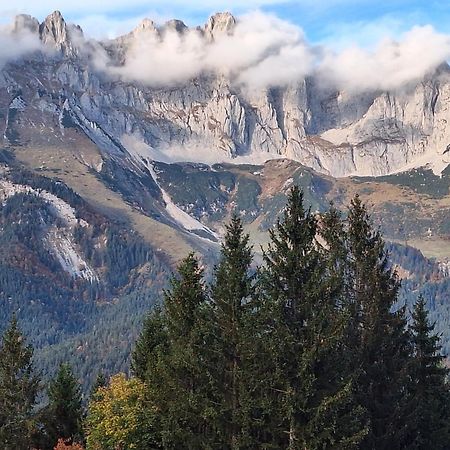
[0,10,449,387]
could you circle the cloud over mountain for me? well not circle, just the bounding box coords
[2,9,450,92]
[88,12,450,92]
[105,11,314,88]
[319,25,450,92]
[0,22,42,70]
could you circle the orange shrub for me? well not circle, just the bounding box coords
[54,438,84,450]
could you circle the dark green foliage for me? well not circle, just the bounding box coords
[345,195,411,450]
[131,307,167,381]
[91,372,107,398]
[258,188,367,449]
[356,167,450,199]
[259,168,331,230]
[234,177,261,221]
[0,160,448,450]
[2,186,449,449]
[104,228,155,289]
[152,254,211,448]
[154,161,236,221]
[0,168,169,396]
[0,193,59,270]
[0,315,40,450]
[132,254,213,448]
[126,190,450,449]
[7,166,85,212]
[2,153,449,404]
[43,363,84,448]
[208,216,254,448]
[405,296,450,449]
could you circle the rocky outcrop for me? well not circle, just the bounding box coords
[204,12,236,41]
[38,10,81,56]
[2,10,450,178]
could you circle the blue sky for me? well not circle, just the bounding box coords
[2,0,450,46]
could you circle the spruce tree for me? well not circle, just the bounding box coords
[406,296,450,449]
[260,187,366,449]
[208,215,254,448]
[0,315,40,450]
[346,195,411,450]
[90,372,107,400]
[92,372,107,393]
[131,306,167,381]
[319,204,370,446]
[145,253,210,449]
[45,363,83,447]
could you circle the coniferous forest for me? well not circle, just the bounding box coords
[1,187,450,449]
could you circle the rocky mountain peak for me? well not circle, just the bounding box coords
[133,18,158,34]
[3,10,450,179]
[204,12,236,40]
[38,10,81,56]
[162,19,188,34]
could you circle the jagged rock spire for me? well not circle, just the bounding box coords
[204,12,236,41]
[38,10,81,56]
[133,18,158,34]
[162,19,188,34]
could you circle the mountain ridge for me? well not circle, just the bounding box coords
[2,10,450,179]
[0,10,449,387]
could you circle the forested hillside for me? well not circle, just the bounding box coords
[0,153,170,389]
[0,153,449,392]
[1,188,449,449]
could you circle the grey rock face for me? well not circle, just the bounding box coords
[204,12,236,40]
[38,10,81,56]
[3,11,450,178]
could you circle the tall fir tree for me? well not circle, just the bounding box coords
[145,253,211,449]
[89,372,108,405]
[319,204,370,445]
[0,315,40,450]
[131,306,167,381]
[406,296,450,449]
[91,372,107,397]
[260,187,367,449]
[208,215,254,448]
[44,363,83,447]
[346,195,411,450]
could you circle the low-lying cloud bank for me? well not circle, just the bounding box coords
[319,25,450,92]
[2,10,450,93]
[91,12,316,89]
[79,12,450,92]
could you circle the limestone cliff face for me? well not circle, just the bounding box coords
[4,11,450,177]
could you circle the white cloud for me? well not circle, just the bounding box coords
[115,26,206,86]
[87,11,450,92]
[91,11,315,89]
[0,24,43,70]
[1,7,450,94]
[122,133,282,165]
[319,25,450,92]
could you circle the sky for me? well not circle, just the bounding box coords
[1,0,450,47]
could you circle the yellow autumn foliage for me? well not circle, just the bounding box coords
[85,373,155,450]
